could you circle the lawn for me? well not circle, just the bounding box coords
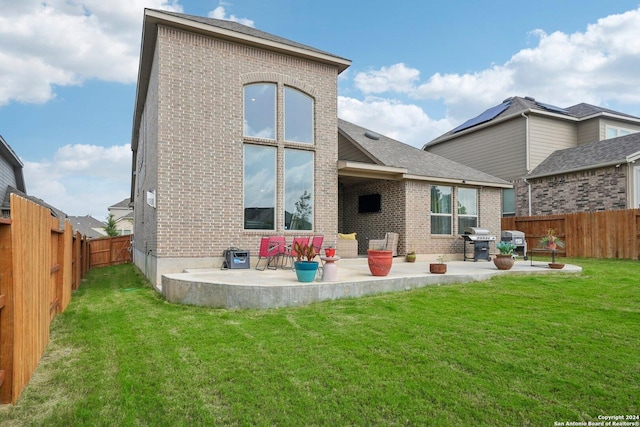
[1,259,639,426]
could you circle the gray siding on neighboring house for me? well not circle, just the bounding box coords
[528,115,577,171]
[576,119,600,145]
[0,155,17,190]
[426,116,526,181]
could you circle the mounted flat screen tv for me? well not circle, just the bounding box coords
[358,193,381,213]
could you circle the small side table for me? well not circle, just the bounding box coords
[320,256,341,281]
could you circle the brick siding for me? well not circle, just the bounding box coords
[514,165,629,215]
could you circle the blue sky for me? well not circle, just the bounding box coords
[1,0,640,217]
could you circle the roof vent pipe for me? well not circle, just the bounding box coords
[364,131,380,140]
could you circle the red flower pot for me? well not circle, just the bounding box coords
[324,248,336,257]
[367,250,393,276]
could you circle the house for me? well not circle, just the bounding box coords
[68,215,107,239]
[424,96,640,216]
[1,135,26,218]
[108,198,134,235]
[337,119,509,255]
[523,132,640,214]
[1,135,68,224]
[130,9,508,288]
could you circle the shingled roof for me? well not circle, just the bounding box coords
[338,119,510,187]
[527,132,640,179]
[426,96,640,147]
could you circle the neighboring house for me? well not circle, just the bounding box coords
[337,119,509,255]
[424,96,640,216]
[108,198,134,235]
[130,9,508,288]
[523,133,640,214]
[1,135,68,225]
[1,135,26,218]
[68,215,107,239]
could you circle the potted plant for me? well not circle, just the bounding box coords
[293,240,318,282]
[367,248,393,276]
[429,255,447,274]
[537,229,565,269]
[538,228,565,250]
[405,250,416,263]
[493,241,516,270]
[324,245,336,257]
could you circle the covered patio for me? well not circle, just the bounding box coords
[162,258,582,309]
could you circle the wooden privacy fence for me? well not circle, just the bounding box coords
[89,234,132,268]
[0,194,91,404]
[502,209,640,260]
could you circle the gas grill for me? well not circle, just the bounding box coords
[461,227,496,262]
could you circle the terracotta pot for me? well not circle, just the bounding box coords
[367,250,393,276]
[493,254,515,270]
[549,263,565,269]
[429,263,447,274]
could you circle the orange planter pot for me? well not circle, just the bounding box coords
[493,254,515,270]
[367,250,393,276]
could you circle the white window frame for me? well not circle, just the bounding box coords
[457,187,478,232]
[430,185,452,235]
[605,125,633,140]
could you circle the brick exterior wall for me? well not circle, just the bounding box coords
[514,165,629,216]
[339,179,502,257]
[133,25,340,284]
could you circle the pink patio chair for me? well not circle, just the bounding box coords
[311,235,324,256]
[284,236,310,268]
[255,236,285,270]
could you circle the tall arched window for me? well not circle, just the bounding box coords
[244,83,276,139]
[284,87,313,143]
[243,83,315,231]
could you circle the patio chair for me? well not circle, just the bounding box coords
[255,236,286,270]
[310,235,324,256]
[284,236,310,268]
[368,232,399,256]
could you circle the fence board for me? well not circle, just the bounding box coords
[502,209,640,260]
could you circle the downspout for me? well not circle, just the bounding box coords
[522,112,532,216]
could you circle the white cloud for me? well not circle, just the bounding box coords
[347,6,640,127]
[208,5,254,27]
[23,144,132,218]
[338,96,452,148]
[354,63,420,94]
[0,0,182,107]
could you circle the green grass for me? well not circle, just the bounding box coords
[1,259,639,426]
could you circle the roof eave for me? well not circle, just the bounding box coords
[403,174,512,189]
[338,161,407,180]
[527,160,627,179]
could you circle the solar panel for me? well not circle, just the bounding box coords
[452,100,511,133]
[536,101,569,115]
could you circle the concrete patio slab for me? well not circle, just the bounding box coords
[161,258,582,310]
